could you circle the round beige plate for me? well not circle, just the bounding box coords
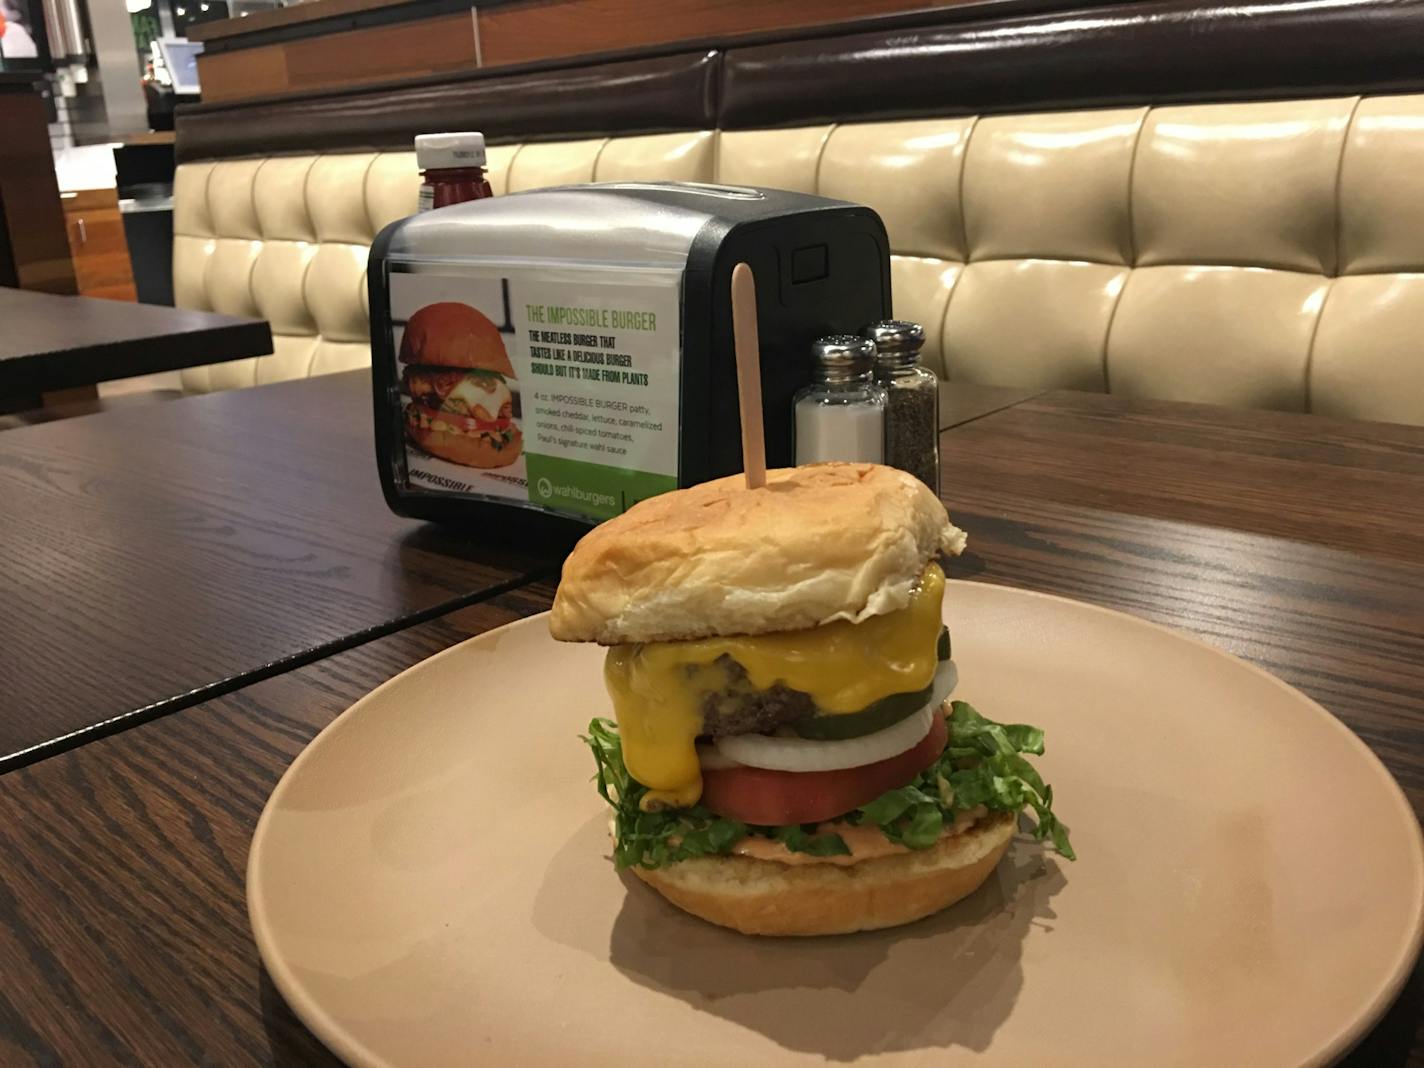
[249,581,1423,1067]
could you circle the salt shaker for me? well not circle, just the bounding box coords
[866,320,939,490]
[793,335,885,464]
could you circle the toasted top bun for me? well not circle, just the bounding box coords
[549,463,966,645]
[399,302,514,377]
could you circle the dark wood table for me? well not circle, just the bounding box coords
[941,390,1424,562]
[941,391,1424,818]
[0,286,273,405]
[937,381,1040,431]
[0,370,555,771]
[0,386,1419,1064]
[0,589,553,1067]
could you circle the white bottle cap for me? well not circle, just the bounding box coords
[415,131,487,170]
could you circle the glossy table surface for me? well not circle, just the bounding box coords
[0,286,272,396]
[0,593,551,1068]
[935,381,1040,431]
[941,390,1424,561]
[0,371,553,771]
[0,385,1420,1065]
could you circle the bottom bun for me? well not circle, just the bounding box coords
[632,810,1016,936]
[406,422,523,469]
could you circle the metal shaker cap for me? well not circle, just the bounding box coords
[864,320,925,367]
[810,335,876,382]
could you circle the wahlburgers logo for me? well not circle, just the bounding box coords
[535,475,616,510]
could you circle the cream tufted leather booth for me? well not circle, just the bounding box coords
[172,135,713,393]
[174,94,1424,425]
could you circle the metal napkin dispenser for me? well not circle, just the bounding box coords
[369,181,889,540]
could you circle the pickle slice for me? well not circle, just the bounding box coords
[792,628,953,741]
[792,685,932,740]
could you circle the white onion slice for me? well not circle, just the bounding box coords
[696,743,741,770]
[707,655,955,773]
[715,702,935,772]
[930,657,959,709]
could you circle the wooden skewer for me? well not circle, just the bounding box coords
[730,262,767,490]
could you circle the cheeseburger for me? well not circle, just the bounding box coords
[551,463,1072,937]
[399,301,522,468]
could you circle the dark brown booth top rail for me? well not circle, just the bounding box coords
[176,0,1424,163]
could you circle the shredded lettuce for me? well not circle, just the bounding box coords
[583,718,748,870]
[867,702,1075,859]
[581,700,1074,871]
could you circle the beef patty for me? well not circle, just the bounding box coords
[699,655,815,736]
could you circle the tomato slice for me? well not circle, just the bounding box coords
[411,402,509,433]
[700,713,947,826]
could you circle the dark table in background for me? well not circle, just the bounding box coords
[0,375,1044,770]
[936,393,1424,1066]
[940,390,1424,562]
[0,386,1420,1064]
[936,381,1040,431]
[942,391,1424,816]
[0,594,559,1067]
[0,286,272,408]
[0,370,554,771]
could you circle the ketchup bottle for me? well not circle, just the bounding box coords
[415,132,493,212]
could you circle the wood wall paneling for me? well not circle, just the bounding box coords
[197,46,292,103]
[285,12,477,90]
[197,11,477,102]
[189,0,946,103]
[477,0,930,67]
[189,0,421,42]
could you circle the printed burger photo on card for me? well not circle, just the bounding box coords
[387,262,681,518]
[399,301,523,470]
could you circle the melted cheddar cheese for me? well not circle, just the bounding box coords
[604,563,945,810]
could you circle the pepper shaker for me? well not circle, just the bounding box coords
[793,336,885,464]
[866,320,939,490]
